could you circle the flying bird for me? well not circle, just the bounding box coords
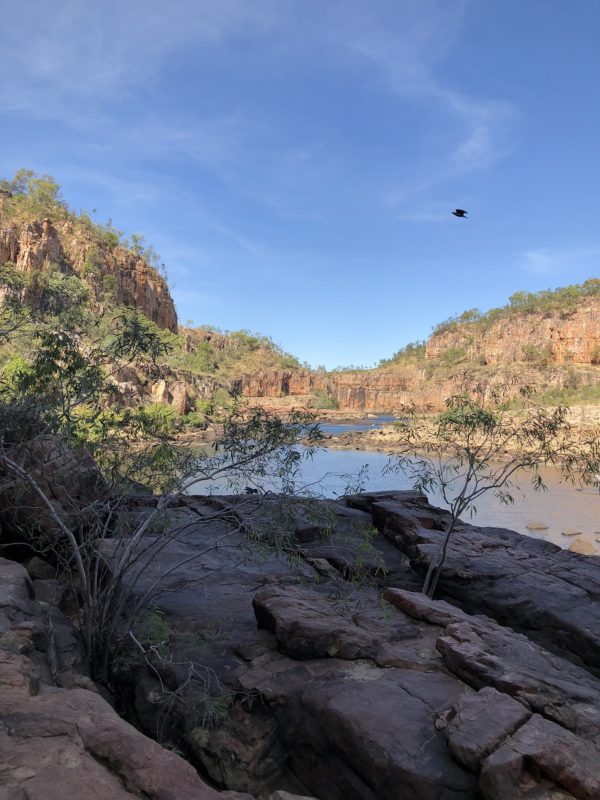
[452,209,468,218]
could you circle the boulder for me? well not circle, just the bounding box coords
[480,715,600,800]
[0,436,108,548]
[443,687,531,771]
[0,556,230,800]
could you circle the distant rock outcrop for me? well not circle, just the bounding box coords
[234,297,600,413]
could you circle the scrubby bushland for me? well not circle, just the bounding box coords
[0,261,324,685]
[431,279,600,337]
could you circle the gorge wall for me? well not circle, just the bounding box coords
[0,217,177,332]
[234,298,600,413]
[2,198,598,416]
[426,300,600,366]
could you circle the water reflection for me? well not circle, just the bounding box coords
[188,442,600,555]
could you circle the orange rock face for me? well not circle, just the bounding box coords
[233,368,424,413]
[235,299,600,413]
[0,218,177,332]
[425,301,600,366]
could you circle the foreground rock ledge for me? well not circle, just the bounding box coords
[114,491,600,799]
[0,558,316,800]
[5,486,600,799]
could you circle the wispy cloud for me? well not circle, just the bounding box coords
[1,1,517,224]
[330,1,516,206]
[521,246,600,276]
[1,0,279,101]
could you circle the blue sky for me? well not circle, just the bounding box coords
[1,0,599,368]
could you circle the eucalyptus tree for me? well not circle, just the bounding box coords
[386,387,600,598]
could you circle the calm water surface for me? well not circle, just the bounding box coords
[294,447,600,553]
[189,418,600,555]
[319,415,397,436]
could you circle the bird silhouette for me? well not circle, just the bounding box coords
[452,209,468,218]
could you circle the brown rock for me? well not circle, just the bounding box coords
[569,538,597,555]
[426,299,600,367]
[436,618,600,744]
[0,556,225,800]
[444,687,531,771]
[0,688,224,799]
[367,493,600,673]
[253,584,420,661]
[0,436,108,548]
[480,715,600,800]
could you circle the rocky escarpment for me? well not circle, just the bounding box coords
[234,362,600,414]
[231,369,419,413]
[111,363,221,415]
[0,216,177,332]
[113,490,600,799]
[235,296,600,413]
[426,299,600,366]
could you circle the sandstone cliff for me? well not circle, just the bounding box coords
[0,216,177,332]
[234,295,600,413]
[2,177,598,417]
[426,298,600,366]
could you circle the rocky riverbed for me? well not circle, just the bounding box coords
[324,406,600,455]
[3,480,600,798]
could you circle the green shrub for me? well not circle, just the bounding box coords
[312,390,339,410]
[212,387,232,409]
[1,355,33,392]
[183,411,207,429]
[521,344,553,367]
[188,341,215,373]
[82,245,102,278]
[137,403,178,435]
[441,347,468,366]
[379,341,426,367]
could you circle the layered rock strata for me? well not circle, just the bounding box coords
[0,218,177,332]
[426,300,600,366]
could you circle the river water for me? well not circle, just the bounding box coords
[188,417,600,555]
[289,446,600,554]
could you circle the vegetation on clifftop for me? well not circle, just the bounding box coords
[0,170,304,405]
[431,279,600,337]
[379,340,427,368]
[0,169,168,283]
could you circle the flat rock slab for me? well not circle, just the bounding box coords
[360,492,600,672]
[248,585,475,798]
[253,584,421,661]
[387,588,600,745]
[278,669,477,800]
[444,687,531,771]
